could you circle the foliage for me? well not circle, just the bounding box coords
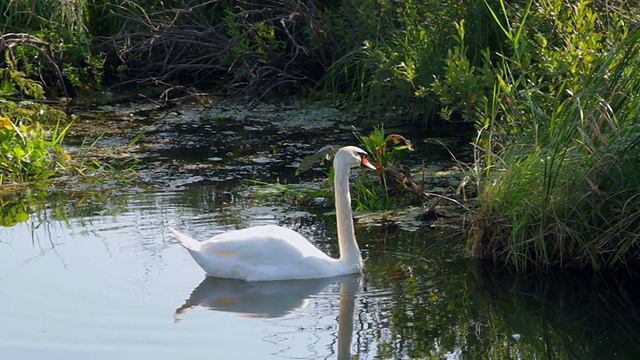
[0,102,71,184]
[352,125,418,210]
[317,0,500,122]
[254,127,418,211]
[4,0,640,272]
[89,0,338,96]
[0,1,141,187]
[0,0,104,95]
[0,98,138,188]
[293,127,417,211]
[354,125,414,171]
[430,20,493,123]
[466,0,640,271]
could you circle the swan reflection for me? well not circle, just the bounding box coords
[175,274,360,359]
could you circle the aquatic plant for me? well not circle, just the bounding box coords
[354,125,414,171]
[249,126,417,212]
[292,127,417,211]
[352,125,420,210]
[242,180,331,207]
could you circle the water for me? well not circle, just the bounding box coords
[0,190,347,359]
[0,188,447,359]
[1,100,640,359]
[4,188,640,359]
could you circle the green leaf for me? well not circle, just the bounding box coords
[295,145,341,176]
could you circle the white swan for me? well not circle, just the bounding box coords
[169,146,376,281]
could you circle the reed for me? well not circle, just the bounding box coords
[468,0,640,270]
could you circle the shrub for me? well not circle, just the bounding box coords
[0,0,103,95]
[0,102,71,184]
[317,0,501,123]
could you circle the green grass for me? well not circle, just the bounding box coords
[467,0,640,271]
[0,97,139,189]
[0,102,71,184]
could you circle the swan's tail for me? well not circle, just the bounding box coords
[169,227,202,251]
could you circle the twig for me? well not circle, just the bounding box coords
[0,33,72,102]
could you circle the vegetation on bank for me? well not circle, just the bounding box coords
[0,102,71,184]
[1,0,639,271]
[0,1,129,186]
[459,1,640,271]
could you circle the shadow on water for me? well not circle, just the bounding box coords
[468,264,640,358]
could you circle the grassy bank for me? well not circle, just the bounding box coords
[470,37,640,270]
[464,1,640,270]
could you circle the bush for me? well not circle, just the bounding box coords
[317,0,501,123]
[0,0,103,95]
[0,102,72,184]
[91,0,340,95]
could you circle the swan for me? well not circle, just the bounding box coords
[169,145,376,281]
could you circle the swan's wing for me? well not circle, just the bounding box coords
[203,225,329,262]
[193,225,334,280]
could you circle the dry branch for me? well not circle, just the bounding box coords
[101,0,334,99]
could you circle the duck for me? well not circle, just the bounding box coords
[169,145,376,281]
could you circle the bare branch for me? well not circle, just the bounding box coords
[99,0,337,100]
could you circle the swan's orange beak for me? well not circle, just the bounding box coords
[360,155,378,170]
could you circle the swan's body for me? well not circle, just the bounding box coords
[169,146,375,281]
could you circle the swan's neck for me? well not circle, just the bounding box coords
[334,164,363,267]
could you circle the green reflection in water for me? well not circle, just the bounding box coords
[0,187,115,228]
[353,225,640,359]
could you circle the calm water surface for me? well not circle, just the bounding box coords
[3,186,640,359]
[0,186,449,359]
[1,101,640,359]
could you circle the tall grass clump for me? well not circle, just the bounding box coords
[467,0,640,271]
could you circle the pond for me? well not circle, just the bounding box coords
[1,100,640,359]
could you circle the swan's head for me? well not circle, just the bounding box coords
[335,146,377,170]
